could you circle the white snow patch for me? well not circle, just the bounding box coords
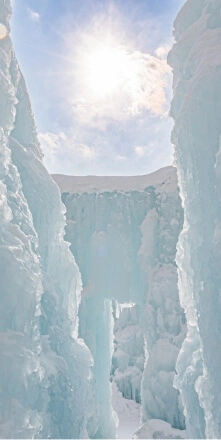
[132,419,186,439]
[112,382,141,439]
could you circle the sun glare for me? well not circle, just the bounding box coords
[83,44,129,98]
[68,30,170,124]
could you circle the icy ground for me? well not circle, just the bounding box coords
[112,382,186,439]
[132,420,186,439]
[112,382,141,439]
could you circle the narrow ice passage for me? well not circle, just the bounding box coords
[0,0,186,436]
[53,168,186,437]
[4,0,221,437]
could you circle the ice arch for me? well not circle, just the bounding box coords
[53,168,186,437]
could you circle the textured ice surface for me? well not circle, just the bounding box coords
[112,303,144,404]
[54,166,186,432]
[168,0,221,437]
[0,2,96,438]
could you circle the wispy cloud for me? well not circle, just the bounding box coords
[39,132,97,173]
[38,114,173,176]
[27,8,40,22]
[116,155,127,161]
[154,44,171,59]
[135,146,146,157]
[38,132,64,171]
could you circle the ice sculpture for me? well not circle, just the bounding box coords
[168,0,221,437]
[53,167,186,432]
[0,1,97,438]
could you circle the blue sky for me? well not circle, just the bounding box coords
[11,0,185,176]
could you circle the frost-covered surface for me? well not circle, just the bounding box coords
[53,165,186,433]
[0,2,96,438]
[168,0,221,437]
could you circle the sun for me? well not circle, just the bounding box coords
[65,29,170,125]
[82,43,129,99]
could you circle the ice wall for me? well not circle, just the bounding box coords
[0,2,96,438]
[168,0,221,437]
[112,303,145,404]
[53,167,186,432]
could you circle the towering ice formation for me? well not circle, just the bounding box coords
[53,167,186,433]
[0,2,97,438]
[168,0,221,437]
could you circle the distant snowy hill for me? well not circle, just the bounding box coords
[53,165,176,194]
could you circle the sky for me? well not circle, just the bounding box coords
[11,0,185,176]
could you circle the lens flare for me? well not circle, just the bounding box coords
[0,23,8,40]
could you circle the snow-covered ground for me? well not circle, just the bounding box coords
[112,382,141,439]
[132,419,186,439]
[112,382,186,439]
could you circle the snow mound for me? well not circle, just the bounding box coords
[132,419,186,439]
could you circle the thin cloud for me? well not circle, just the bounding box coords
[75,143,96,158]
[27,8,40,22]
[155,44,171,60]
[39,132,97,173]
[135,146,146,157]
[38,132,65,170]
[116,155,127,161]
[39,132,65,153]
